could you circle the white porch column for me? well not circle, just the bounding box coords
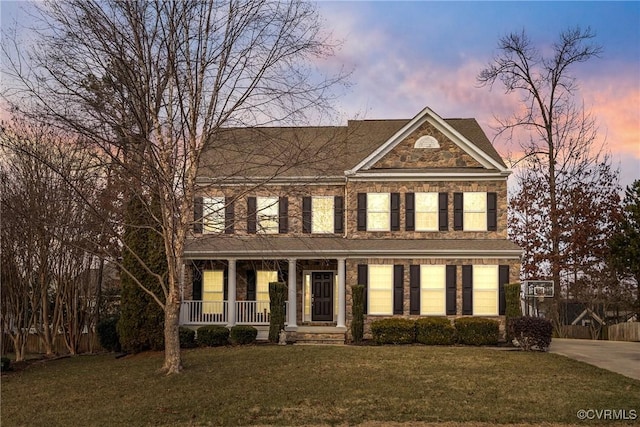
[287,258,298,329]
[227,259,237,327]
[337,258,346,328]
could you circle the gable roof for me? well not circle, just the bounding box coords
[196,107,508,182]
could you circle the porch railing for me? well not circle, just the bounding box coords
[180,300,288,326]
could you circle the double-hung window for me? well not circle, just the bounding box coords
[473,265,498,315]
[202,270,224,315]
[256,196,279,234]
[368,265,393,315]
[367,193,390,231]
[256,270,278,313]
[203,197,226,233]
[463,192,487,231]
[415,192,439,231]
[420,265,446,315]
[312,196,334,234]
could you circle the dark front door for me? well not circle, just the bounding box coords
[312,272,334,322]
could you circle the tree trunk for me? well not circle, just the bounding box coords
[161,289,182,375]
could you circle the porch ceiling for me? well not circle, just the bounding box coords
[184,236,522,260]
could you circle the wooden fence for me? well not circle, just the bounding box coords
[608,322,640,342]
[558,325,593,339]
[2,333,103,356]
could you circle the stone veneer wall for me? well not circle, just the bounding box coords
[372,121,483,169]
[344,258,520,342]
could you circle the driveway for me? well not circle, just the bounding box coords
[549,338,640,381]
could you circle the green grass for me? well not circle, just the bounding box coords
[2,346,639,426]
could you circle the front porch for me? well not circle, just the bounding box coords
[180,257,348,343]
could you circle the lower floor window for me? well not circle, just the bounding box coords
[256,270,277,314]
[368,265,393,315]
[473,265,498,315]
[421,265,446,315]
[203,270,224,314]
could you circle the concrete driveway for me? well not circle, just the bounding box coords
[549,338,640,381]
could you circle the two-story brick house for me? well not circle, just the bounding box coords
[182,106,522,343]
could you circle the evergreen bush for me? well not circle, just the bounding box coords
[370,318,415,344]
[504,282,522,342]
[454,317,500,346]
[179,327,197,348]
[1,357,11,372]
[351,284,365,343]
[510,316,553,351]
[97,316,121,352]
[229,325,258,345]
[268,281,287,343]
[197,325,229,347]
[415,317,456,345]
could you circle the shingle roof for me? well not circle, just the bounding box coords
[184,236,522,259]
[197,117,505,179]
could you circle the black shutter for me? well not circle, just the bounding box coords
[247,197,257,234]
[439,192,449,231]
[462,265,473,315]
[194,196,203,233]
[405,193,415,231]
[246,270,256,301]
[487,192,497,231]
[223,269,228,301]
[357,264,368,314]
[499,265,509,315]
[390,193,400,231]
[393,265,404,314]
[410,265,420,315]
[446,265,457,315]
[279,196,288,234]
[334,196,344,234]
[192,266,202,300]
[225,200,234,234]
[454,193,463,231]
[357,193,367,231]
[302,197,312,233]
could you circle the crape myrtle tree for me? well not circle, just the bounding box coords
[477,26,617,333]
[2,0,345,374]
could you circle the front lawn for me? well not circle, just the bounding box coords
[2,345,638,426]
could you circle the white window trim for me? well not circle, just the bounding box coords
[420,265,446,315]
[463,192,487,231]
[473,265,499,316]
[203,196,225,234]
[256,196,279,234]
[311,196,334,234]
[368,264,393,315]
[415,192,439,232]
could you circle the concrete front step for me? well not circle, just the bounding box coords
[288,327,347,345]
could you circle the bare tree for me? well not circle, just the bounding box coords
[2,0,345,374]
[478,26,609,332]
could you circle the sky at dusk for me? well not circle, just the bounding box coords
[1,1,639,188]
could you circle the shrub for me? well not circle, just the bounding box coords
[96,316,121,352]
[268,282,287,343]
[415,317,456,345]
[370,318,415,345]
[179,327,197,348]
[197,325,229,347]
[504,282,523,342]
[510,316,553,351]
[351,285,365,343]
[229,325,258,345]
[1,357,11,372]
[454,317,500,346]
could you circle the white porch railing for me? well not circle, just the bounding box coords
[180,300,288,326]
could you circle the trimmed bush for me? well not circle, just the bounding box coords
[268,282,287,343]
[370,318,415,345]
[454,317,500,346]
[351,284,365,343]
[1,357,11,372]
[179,327,197,348]
[197,325,229,347]
[229,325,258,345]
[96,316,121,352]
[511,316,553,351]
[415,317,456,345]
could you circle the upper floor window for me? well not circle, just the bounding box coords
[454,192,497,232]
[357,193,400,232]
[312,196,334,233]
[203,197,225,233]
[415,192,438,231]
[247,196,288,234]
[256,196,279,234]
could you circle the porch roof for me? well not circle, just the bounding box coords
[184,236,522,260]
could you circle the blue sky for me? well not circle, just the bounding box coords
[2,1,639,188]
[316,1,640,188]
